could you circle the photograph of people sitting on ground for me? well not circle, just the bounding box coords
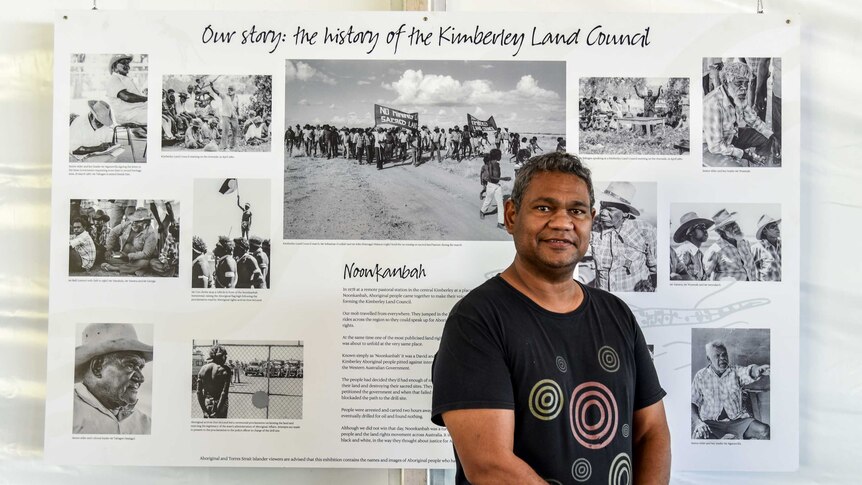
[69,199,180,278]
[579,77,690,156]
[283,59,565,241]
[702,58,781,168]
[161,74,272,153]
[69,53,149,163]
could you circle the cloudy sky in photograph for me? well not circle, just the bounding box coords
[284,59,565,134]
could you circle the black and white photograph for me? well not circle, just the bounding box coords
[74,323,153,435]
[69,53,149,163]
[161,74,272,153]
[577,181,657,292]
[69,199,180,278]
[578,77,690,156]
[691,328,770,440]
[192,178,271,289]
[192,340,303,420]
[670,203,781,282]
[702,58,781,167]
[283,59,566,241]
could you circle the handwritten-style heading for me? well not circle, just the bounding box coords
[200,23,652,56]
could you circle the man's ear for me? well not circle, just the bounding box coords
[89,356,105,378]
[503,199,517,234]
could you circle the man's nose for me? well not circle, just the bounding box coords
[548,209,574,229]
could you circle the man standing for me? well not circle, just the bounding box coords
[74,323,152,434]
[691,341,770,439]
[191,236,213,288]
[236,195,252,240]
[433,153,670,484]
[102,207,159,276]
[69,218,96,273]
[479,149,505,230]
[634,85,662,117]
[250,236,270,289]
[213,236,237,288]
[704,209,756,281]
[233,237,265,289]
[671,212,714,281]
[209,83,240,150]
[752,214,781,282]
[703,61,780,166]
[589,182,657,292]
[105,54,147,126]
[197,344,232,419]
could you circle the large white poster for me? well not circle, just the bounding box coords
[48,10,799,471]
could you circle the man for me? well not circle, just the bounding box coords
[88,209,111,265]
[703,61,780,167]
[691,341,770,439]
[183,118,206,149]
[479,149,505,230]
[208,83,240,150]
[149,223,178,277]
[73,323,152,434]
[704,208,756,281]
[262,238,271,289]
[233,237,265,289]
[431,126,443,163]
[237,195,252,240]
[69,217,96,273]
[752,214,781,282]
[196,344,232,419]
[250,236,269,289]
[69,100,116,156]
[191,235,213,288]
[213,236,237,288]
[432,152,670,485]
[244,116,266,145]
[634,85,662,117]
[105,54,147,126]
[102,207,159,276]
[589,182,657,292]
[670,212,714,281]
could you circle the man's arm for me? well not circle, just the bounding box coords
[442,409,547,485]
[632,400,671,485]
[215,369,231,416]
[117,90,147,103]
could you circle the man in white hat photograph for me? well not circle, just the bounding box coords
[73,323,153,435]
[670,211,714,281]
[752,214,782,281]
[588,181,657,292]
[102,207,160,276]
[69,100,117,157]
[105,54,148,127]
[704,207,756,281]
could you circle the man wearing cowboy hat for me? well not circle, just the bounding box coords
[105,54,148,126]
[704,208,756,281]
[589,181,657,292]
[70,100,116,156]
[88,209,111,265]
[244,116,266,146]
[671,212,714,281]
[752,214,781,282]
[102,207,159,276]
[183,118,207,149]
[73,323,152,434]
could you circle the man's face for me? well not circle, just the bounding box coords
[726,76,749,103]
[598,203,626,230]
[707,346,729,374]
[763,222,780,243]
[96,351,146,406]
[506,171,595,276]
[720,221,743,239]
[114,59,131,76]
[688,223,709,244]
[227,87,235,96]
[647,89,653,96]
[131,220,147,232]
[72,222,84,235]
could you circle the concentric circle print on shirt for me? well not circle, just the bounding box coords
[528,379,564,421]
[556,355,568,373]
[608,453,632,485]
[569,381,619,449]
[598,345,620,372]
[571,458,592,482]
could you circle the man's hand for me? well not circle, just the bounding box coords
[753,364,771,379]
[768,135,781,160]
[692,420,711,439]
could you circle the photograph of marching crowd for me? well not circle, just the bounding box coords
[192,178,271,289]
[69,54,149,163]
[702,58,781,167]
[69,199,180,278]
[579,77,690,156]
[670,203,782,282]
[161,74,272,153]
[284,59,566,241]
[576,182,657,292]
[192,340,303,420]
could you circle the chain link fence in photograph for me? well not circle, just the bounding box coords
[192,340,303,420]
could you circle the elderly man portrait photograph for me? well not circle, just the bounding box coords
[432,153,670,485]
[73,323,153,435]
[691,328,771,440]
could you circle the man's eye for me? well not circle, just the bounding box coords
[536,206,550,212]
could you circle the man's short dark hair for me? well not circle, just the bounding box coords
[510,152,595,211]
[209,344,227,360]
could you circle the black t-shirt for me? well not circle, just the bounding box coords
[432,275,665,484]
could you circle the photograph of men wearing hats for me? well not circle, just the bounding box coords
[583,181,657,292]
[670,203,781,282]
[68,199,180,278]
[69,53,153,163]
[161,74,272,153]
[73,323,153,435]
[193,178,271,289]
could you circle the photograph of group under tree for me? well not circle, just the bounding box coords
[579,77,690,156]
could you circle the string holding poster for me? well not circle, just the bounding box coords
[48,10,798,471]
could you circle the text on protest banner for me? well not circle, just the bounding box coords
[374,104,419,130]
[467,113,497,132]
